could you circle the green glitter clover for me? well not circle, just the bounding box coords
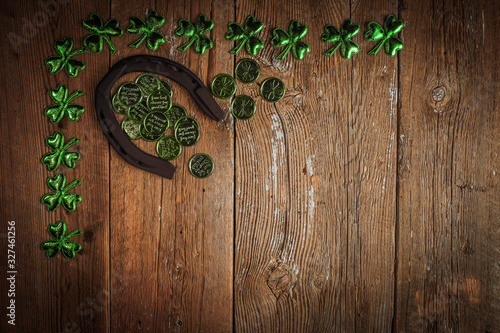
[41,221,82,259]
[225,15,264,56]
[44,84,85,124]
[364,15,404,56]
[127,10,166,51]
[41,132,81,172]
[175,14,214,55]
[83,13,123,54]
[41,173,82,212]
[45,37,87,77]
[321,19,360,59]
[270,20,310,60]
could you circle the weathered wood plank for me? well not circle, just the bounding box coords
[109,1,234,331]
[234,0,354,331]
[0,1,111,332]
[396,0,500,331]
[349,1,399,331]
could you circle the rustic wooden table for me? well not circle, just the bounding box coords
[1,0,499,332]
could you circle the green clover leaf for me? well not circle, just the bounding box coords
[270,20,310,60]
[175,14,214,55]
[41,173,82,212]
[127,10,166,51]
[321,19,360,59]
[45,37,87,77]
[225,15,264,56]
[41,131,81,171]
[41,221,82,259]
[83,13,123,54]
[364,15,404,56]
[44,84,85,124]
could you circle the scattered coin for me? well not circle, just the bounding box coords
[121,117,141,140]
[156,135,182,160]
[135,73,160,96]
[147,88,172,112]
[188,153,214,179]
[174,116,200,146]
[260,77,286,103]
[143,112,169,137]
[235,58,260,83]
[231,95,256,120]
[165,104,188,129]
[117,82,142,107]
[211,73,237,99]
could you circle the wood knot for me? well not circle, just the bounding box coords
[265,258,293,301]
[431,86,446,102]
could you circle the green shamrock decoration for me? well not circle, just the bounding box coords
[41,173,82,212]
[225,15,264,56]
[41,132,81,172]
[41,221,82,259]
[45,37,87,77]
[270,20,310,60]
[127,10,166,51]
[175,14,214,55]
[364,15,404,56]
[321,19,360,59]
[83,13,123,54]
[44,84,85,124]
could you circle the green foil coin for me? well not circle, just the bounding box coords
[231,95,256,120]
[117,82,143,107]
[260,77,286,103]
[143,112,169,137]
[147,88,172,112]
[188,153,214,179]
[235,58,260,83]
[135,73,160,96]
[156,136,182,161]
[140,125,163,142]
[174,116,200,146]
[112,94,129,115]
[128,101,150,123]
[165,104,187,129]
[159,79,173,97]
[121,117,141,140]
[211,74,237,99]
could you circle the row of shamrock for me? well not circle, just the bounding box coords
[45,11,404,77]
[39,84,85,259]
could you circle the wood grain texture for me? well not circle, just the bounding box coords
[0,0,498,332]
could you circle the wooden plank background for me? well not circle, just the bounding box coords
[0,0,498,332]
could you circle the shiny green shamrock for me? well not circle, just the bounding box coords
[45,37,87,77]
[225,15,264,56]
[127,10,166,51]
[41,132,81,172]
[41,173,82,212]
[321,19,360,59]
[364,15,404,56]
[44,84,85,124]
[83,13,123,54]
[270,20,310,60]
[41,221,82,259]
[175,14,214,55]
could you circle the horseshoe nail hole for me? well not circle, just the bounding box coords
[432,86,446,102]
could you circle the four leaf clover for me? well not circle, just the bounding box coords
[364,15,404,56]
[175,14,214,55]
[44,84,85,124]
[321,19,360,60]
[225,15,264,56]
[41,221,82,259]
[270,20,310,60]
[83,13,123,54]
[127,10,166,51]
[41,132,81,172]
[45,37,87,77]
[41,173,82,212]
